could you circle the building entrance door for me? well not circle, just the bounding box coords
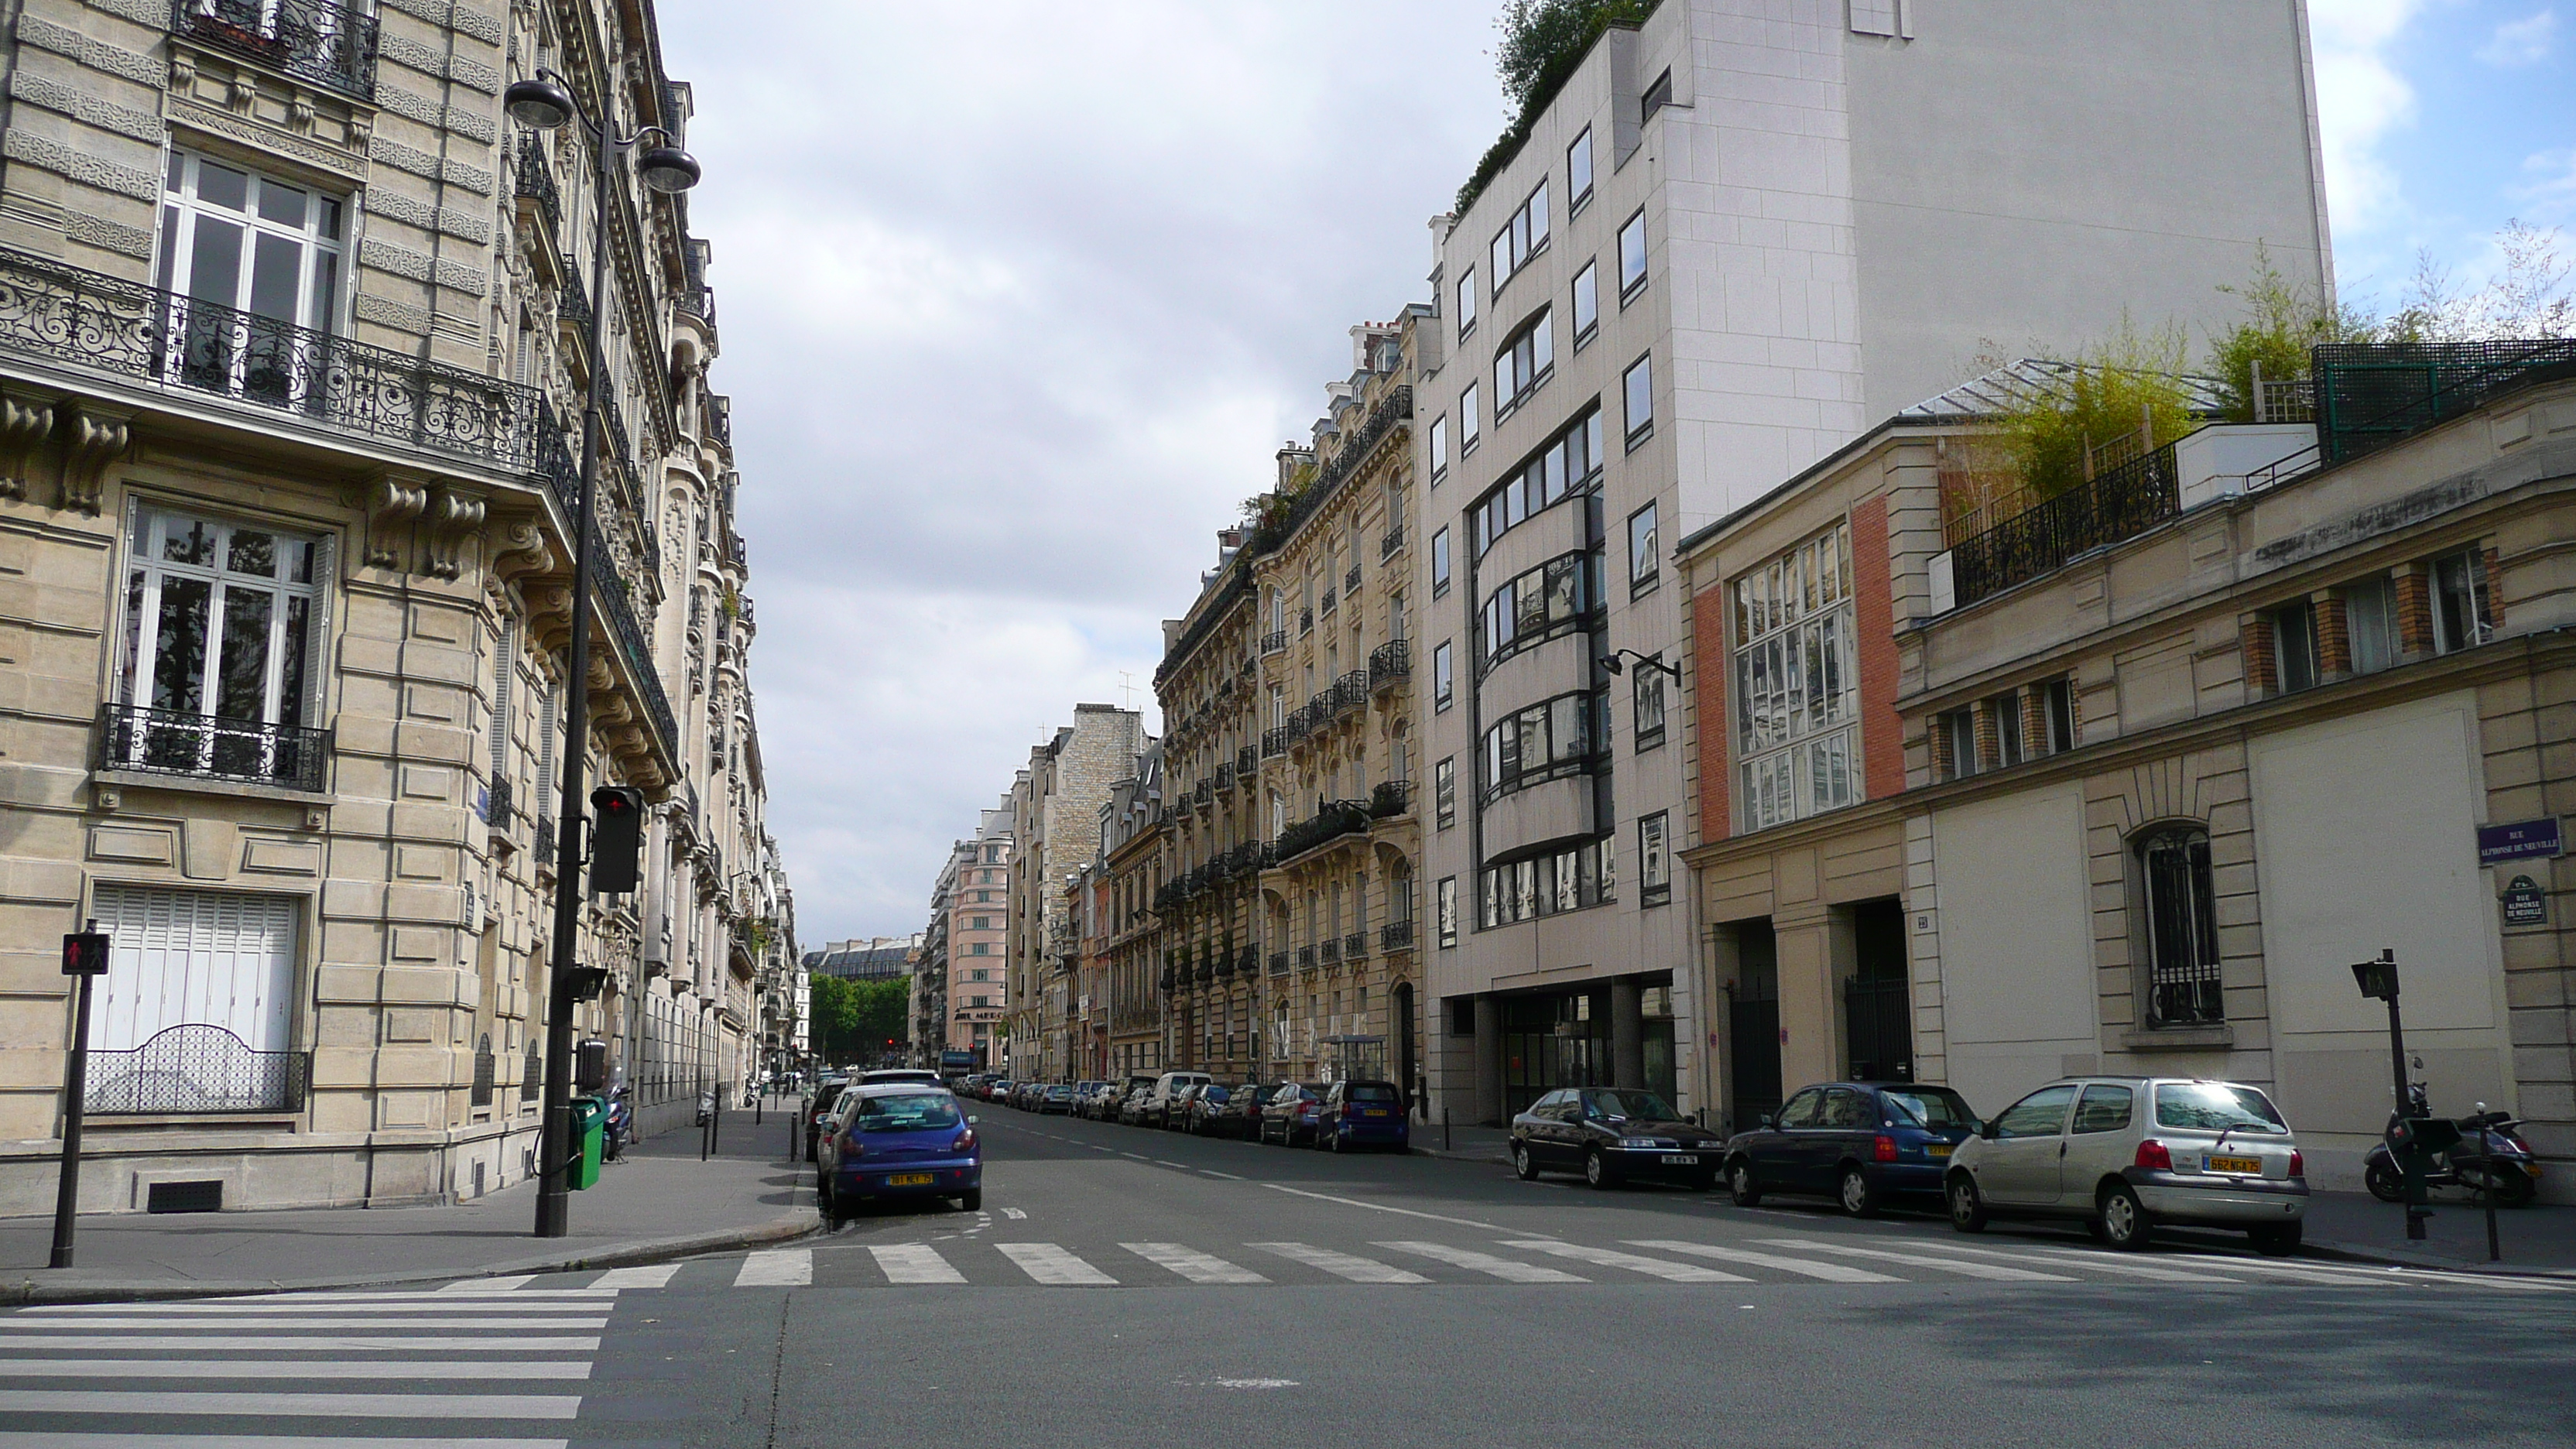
[1727,919,1781,1136]
[1843,899,1913,1081]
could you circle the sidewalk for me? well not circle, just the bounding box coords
[1413,1123,2576,1275]
[0,1099,818,1305]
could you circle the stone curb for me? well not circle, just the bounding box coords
[2293,1237,2576,1279]
[0,1209,822,1307]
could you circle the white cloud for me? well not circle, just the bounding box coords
[2515,148,2576,222]
[2475,7,2558,65]
[2308,0,2427,238]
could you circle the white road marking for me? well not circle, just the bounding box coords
[1249,1242,1430,1284]
[222,1290,616,1302]
[25,1300,606,1316]
[0,1334,600,1351]
[0,1439,568,1449]
[1123,1243,1269,1284]
[732,1249,813,1287]
[0,1316,609,1331]
[998,1242,1119,1285]
[1121,1153,1152,1161]
[871,1243,967,1284]
[589,1263,682,1289]
[1376,1242,1587,1283]
[1153,1160,1190,1170]
[0,1389,581,1419]
[0,1359,591,1380]
[1498,1241,1749,1282]
[1752,1238,2076,1282]
[1624,1241,1901,1283]
[1927,1242,2249,1284]
[439,1275,535,1293]
[1214,1379,1300,1389]
[1201,1170,1245,1180]
[1002,1207,1029,1219]
[1259,1184,1511,1231]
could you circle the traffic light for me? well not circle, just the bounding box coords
[588,786,644,893]
[61,931,109,976]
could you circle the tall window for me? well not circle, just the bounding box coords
[1733,521,1858,831]
[1639,814,1671,906]
[2269,599,2319,693]
[1628,502,1659,594]
[158,152,345,398]
[1434,757,1457,828]
[1437,878,1458,947]
[1457,266,1478,339]
[2345,577,2398,673]
[1430,415,1450,483]
[1632,659,1667,750]
[1571,260,1598,345]
[1490,178,1550,289]
[1433,642,1454,711]
[1431,527,1451,597]
[1618,209,1648,296]
[1492,309,1554,416]
[1623,354,1653,447]
[1567,127,1595,211]
[115,503,322,781]
[2137,826,2223,1026]
[1471,407,1603,558]
[2430,549,2492,653]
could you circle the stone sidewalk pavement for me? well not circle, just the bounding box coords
[0,1101,819,1304]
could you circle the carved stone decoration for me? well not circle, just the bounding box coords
[488,515,559,591]
[0,392,56,500]
[363,471,430,569]
[286,88,317,133]
[59,403,132,516]
[170,49,198,91]
[422,485,486,580]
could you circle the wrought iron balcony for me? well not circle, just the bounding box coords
[0,248,543,474]
[1381,918,1416,951]
[84,1023,309,1114]
[535,818,557,869]
[1334,671,1369,716]
[481,775,513,827]
[1343,932,1367,961]
[1299,608,1314,635]
[1345,564,1361,594]
[513,134,562,236]
[1262,726,1290,758]
[1951,444,2178,608]
[98,704,331,792]
[1269,951,1290,975]
[1380,524,1406,560]
[1236,745,1257,776]
[1320,587,1337,617]
[1369,638,1411,691]
[557,258,591,329]
[1319,938,1341,965]
[1272,799,1372,865]
[1193,778,1213,807]
[1369,779,1413,820]
[1260,629,1287,655]
[173,0,379,101]
[1298,945,1317,970]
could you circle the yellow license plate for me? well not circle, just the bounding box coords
[2207,1155,2262,1175]
[888,1173,935,1186]
[1365,1110,1388,1117]
[1927,1143,1953,1158]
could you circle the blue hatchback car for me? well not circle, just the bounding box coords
[1720,1081,1979,1217]
[1316,1079,1410,1153]
[817,1084,981,1225]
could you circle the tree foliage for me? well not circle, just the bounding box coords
[2388,220,2576,343]
[2205,243,2377,421]
[1995,318,2199,501]
[1458,0,1656,214]
[808,972,912,1065]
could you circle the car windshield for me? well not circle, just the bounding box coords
[1591,1090,1680,1122]
[2154,1083,2287,1133]
[851,1093,962,1132]
[1881,1088,1977,1129]
[1348,1084,1399,1103]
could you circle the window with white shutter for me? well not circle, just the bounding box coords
[87,886,299,1052]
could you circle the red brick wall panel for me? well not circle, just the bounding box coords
[1849,497,1906,802]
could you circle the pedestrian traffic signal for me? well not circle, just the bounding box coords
[61,931,110,976]
[588,786,645,893]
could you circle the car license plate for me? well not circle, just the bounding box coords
[1660,1154,1697,1166]
[1927,1143,1953,1159]
[2206,1154,2262,1175]
[1364,1109,1388,1117]
[888,1173,934,1187]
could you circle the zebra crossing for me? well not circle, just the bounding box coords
[566,1233,2576,1294]
[0,1284,618,1447]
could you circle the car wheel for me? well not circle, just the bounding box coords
[1584,1146,1619,1190]
[1329,1127,1346,1153]
[2363,1160,2406,1203]
[1946,1172,1989,1233]
[1838,1164,1879,1218]
[959,1189,981,1213]
[1727,1157,1763,1208]
[2248,1221,2301,1257]
[2098,1182,2153,1251]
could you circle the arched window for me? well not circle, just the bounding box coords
[2136,825,2223,1025]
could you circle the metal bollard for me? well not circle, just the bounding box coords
[1443,1107,1451,1154]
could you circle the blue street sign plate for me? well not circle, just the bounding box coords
[2478,817,2564,865]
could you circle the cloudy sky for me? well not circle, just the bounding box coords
[653,0,2576,945]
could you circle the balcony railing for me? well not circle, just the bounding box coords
[1951,443,2179,608]
[1369,779,1413,820]
[1269,951,1290,975]
[0,247,543,474]
[1273,799,1372,865]
[1380,524,1406,560]
[1193,778,1213,807]
[2314,338,2576,464]
[1368,638,1411,691]
[481,775,513,827]
[1298,945,1317,970]
[173,0,379,101]
[1343,932,1367,961]
[1236,745,1257,776]
[1334,671,1369,716]
[1381,918,1416,951]
[1260,629,1287,655]
[99,704,331,792]
[1262,726,1290,759]
[1345,564,1362,593]
[1214,762,1233,793]
[1320,938,1341,965]
[513,134,562,236]
[557,258,591,329]
[1320,586,1338,617]
[84,1023,309,1115]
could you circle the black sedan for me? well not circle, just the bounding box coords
[1718,1081,1979,1217]
[1509,1088,1722,1190]
[1189,1081,1268,1138]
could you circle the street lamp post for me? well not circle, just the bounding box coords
[503,69,701,1239]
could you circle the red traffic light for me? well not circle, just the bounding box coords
[62,932,110,976]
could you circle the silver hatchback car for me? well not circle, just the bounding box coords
[1945,1077,2307,1255]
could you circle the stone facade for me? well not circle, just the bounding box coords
[1002,705,1140,1080]
[0,0,796,1213]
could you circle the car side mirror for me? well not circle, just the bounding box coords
[1978,1120,1999,1139]
[1757,1114,1775,1131]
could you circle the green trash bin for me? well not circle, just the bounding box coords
[568,1096,606,1190]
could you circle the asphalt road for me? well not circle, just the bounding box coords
[6,1105,2573,1449]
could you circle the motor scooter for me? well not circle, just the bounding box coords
[602,1085,634,1163]
[2365,1093,2540,1206]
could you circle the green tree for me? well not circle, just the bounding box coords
[807,973,862,1064]
[1997,317,2198,500]
[2205,244,2376,420]
[1458,0,1656,214]
[850,977,912,1063]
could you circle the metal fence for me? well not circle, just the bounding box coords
[98,703,331,791]
[86,1023,309,1115]
[2314,338,2576,463]
[174,0,379,99]
[1950,444,2180,608]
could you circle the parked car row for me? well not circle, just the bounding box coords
[1505,1074,2317,1256]
[961,1070,1413,1152]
